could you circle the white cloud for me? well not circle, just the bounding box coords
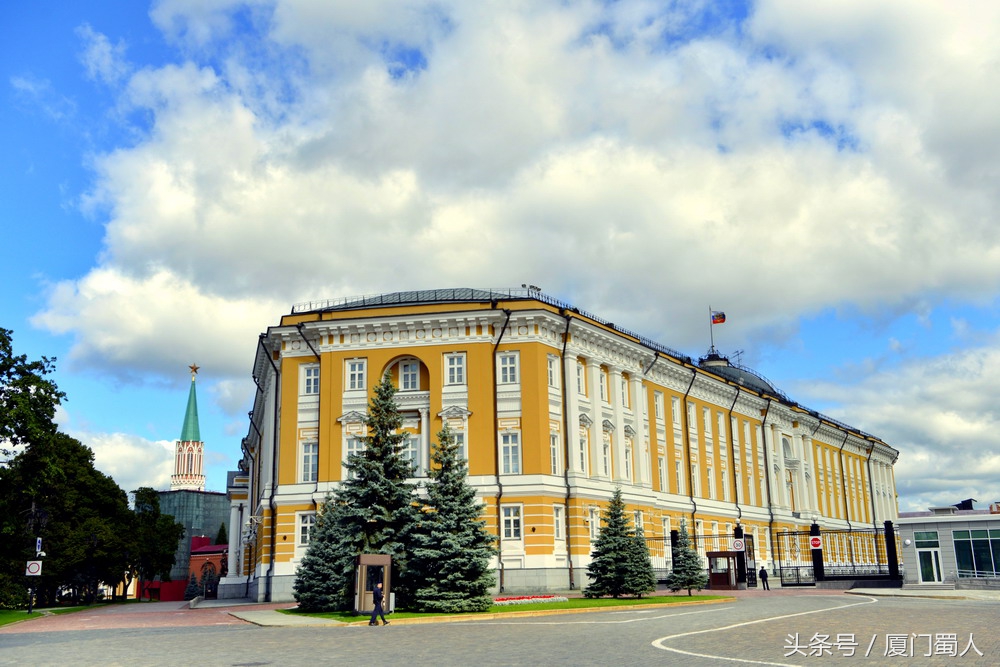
[803,338,1000,512]
[77,431,174,493]
[76,24,131,86]
[31,1,1000,507]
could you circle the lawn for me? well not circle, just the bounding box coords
[0,606,88,627]
[280,593,731,624]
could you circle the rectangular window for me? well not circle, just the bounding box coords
[401,361,419,390]
[344,436,365,479]
[620,377,629,408]
[691,463,700,496]
[302,441,318,482]
[654,392,664,420]
[707,466,715,498]
[445,354,465,385]
[703,408,712,440]
[602,440,611,477]
[599,371,608,402]
[589,507,600,541]
[675,460,684,494]
[553,505,564,541]
[633,510,643,532]
[499,353,519,384]
[501,432,520,474]
[721,469,729,501]
[658,456,666,492]
[579,434,588,473]
[402,434,419,474]
[550,433,560,475]
[299,513,316,546]
[453,431,466,461]
[547,355,559,388]
[303,364,320,395]
[672,396,681,427]
[576,361,586,395]
[502,505,522,540]
[346,359,365,391]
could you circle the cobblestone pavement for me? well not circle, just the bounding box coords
[2,589,997,666]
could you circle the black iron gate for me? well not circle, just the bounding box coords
[775,523,903,586]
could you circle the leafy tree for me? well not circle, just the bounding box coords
[0,431,133,606]
[293,372,418,611]
[409,425,497,612]
[131,487,185,599]
[0,328,65,457]
[584,487,653,598]
[665,519,708,596]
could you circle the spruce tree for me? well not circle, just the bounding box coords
[409,425,497,612]
[623,526,657,598]
[665,518,708,596]
[293,372,418,611]
[183,573,199,601]
[585,487,646,598]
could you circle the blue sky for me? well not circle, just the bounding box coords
[4,1,1000,512]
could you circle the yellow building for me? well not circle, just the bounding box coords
[219,288,899,602]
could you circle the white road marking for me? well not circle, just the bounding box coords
[650,595,879,666]
[461,606,732,625]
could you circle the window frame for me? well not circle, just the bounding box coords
[445,353,466,386]
[501,432,521,474]
[302,363,320,395]
[346,359,366,391]
[499,352,519,384]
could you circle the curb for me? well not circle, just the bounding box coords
[237,596,735,628]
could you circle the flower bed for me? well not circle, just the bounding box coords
[492,595,569,606]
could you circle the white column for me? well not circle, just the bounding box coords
[419,407,430,472]
[610,367,628,483]
[803,435,820,514]
[563,352,582,473]
[793,434,809,513]
[771,424,788,507]
[632,375,651,486]
[226,504,240,577]
[587,360,603,476]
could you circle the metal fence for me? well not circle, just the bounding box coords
[775,526,903,586]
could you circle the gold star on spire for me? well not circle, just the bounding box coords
[189,363,200,378]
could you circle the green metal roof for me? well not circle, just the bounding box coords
[180,378,201,442]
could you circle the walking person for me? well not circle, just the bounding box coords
[759,566,770,591]
[369,582,389,626]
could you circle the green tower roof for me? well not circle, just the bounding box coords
[180,375,201,442]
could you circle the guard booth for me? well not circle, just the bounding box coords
[707,551,739,590]
[354,554,392,614]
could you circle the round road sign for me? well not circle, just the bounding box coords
[809,536,823,549]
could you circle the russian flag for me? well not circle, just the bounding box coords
[711,311,726,324]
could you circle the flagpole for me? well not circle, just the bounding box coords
[709,305,715,352]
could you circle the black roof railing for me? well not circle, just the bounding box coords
[290,287,882,444]
[292,287,694,362]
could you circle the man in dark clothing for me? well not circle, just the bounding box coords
[369,582,389,626]
[759,566,770,591]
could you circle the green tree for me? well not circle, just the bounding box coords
[293,372,418,611]
[409,425,496,612]
[130,487,185,599]
[215,522,228,546]
[623,527,657,598]
[665,519,708,596]
[0,431,133,606]
[0,328,65,458]
[584,487,653,598]
[183,573,199,601]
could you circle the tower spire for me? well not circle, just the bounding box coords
[172,364,206,491]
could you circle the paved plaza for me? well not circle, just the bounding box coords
[1,588,997,666]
